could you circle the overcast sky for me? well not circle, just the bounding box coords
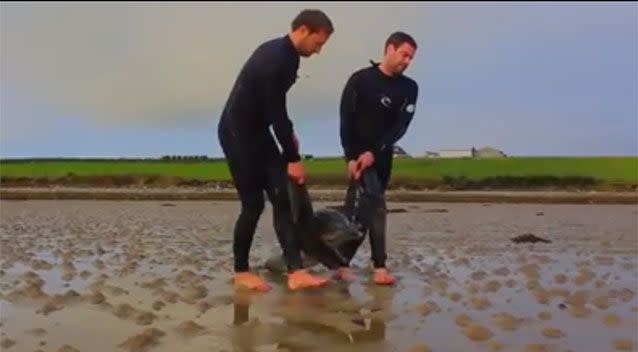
[2,1,637,158]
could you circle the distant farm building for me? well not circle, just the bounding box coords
[432,146,507,159]
[476,146,507,158]
[393,145,411,158]
[438,148,476,158]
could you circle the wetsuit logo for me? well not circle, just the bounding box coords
[380,96,392,108]
[406,104,415,113]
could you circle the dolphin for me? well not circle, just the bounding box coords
[264,168,384,273]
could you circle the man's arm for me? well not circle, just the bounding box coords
[262,57,301,163]
[340,73,361,161]
[377,81,419,152]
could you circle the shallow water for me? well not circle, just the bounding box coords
[1,200,636,351]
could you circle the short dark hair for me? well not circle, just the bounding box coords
[291,9,334,34]
[385,31,417,53]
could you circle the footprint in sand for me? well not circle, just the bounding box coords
[462,322,492,341]
[135,312,156,326]
[483,280,502,293]
[175,320,208,337]
[566,290,589,306]
[493,312,522,331]
[470,271,488,281]
[118,328,165,352]
[569,305,592,319]
[454,314,473,328]
[554,274,568,284]
[30,259,53,270]
[538,311,552,320]
[141,278,167,290]
[79,270,92,280]
[408,344,432,352]
[152,301,166,311]
[612,339,635,351]
[114,304,137,320]
[603,313,622,326]
[56,345,80,352]
[519,263,541,281]
[468,296,491,311]
[541,327,564,338]
[531,288,551,305]
[88,292,106,305]
[524,344,549,352]
[37,301,63,316]
[465,283,480,295]
[93,260,105,270]
[179,285,208,305]
[493,267,510,276]
[592,295,611,310]
[489,341,504,351]
[447,292,463,302]
[27,328,47,337]
[1,338,16,349]
[573,271,595,286]
[412,301,441,317]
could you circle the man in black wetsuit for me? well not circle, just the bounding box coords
[217,9,334,291]
[335,32,419,285]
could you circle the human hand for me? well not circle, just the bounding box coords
[347,160,360,180]
[358,151,375,170]
[288,161,306,184]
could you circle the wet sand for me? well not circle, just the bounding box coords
[2,187,637,204]
[1,200,637,351]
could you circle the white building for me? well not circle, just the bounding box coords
[476,146,507,158]
[393,145,411,158]
[438,148,476,158]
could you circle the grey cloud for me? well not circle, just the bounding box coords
[2,2,424,126]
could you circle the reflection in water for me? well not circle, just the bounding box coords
[233,298,250,326]
[3,201,636,352]
[230,282,394,351]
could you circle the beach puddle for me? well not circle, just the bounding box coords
[1,200,636,351]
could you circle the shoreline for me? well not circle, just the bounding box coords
[1,186,637,204]
[2,199,636,351]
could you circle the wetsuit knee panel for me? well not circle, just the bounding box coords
[241,196,265,217]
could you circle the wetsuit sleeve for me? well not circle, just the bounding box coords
[340,73,361,161]
[378,81,419,152]
[262,57,301,163]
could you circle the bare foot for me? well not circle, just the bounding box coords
[373,268,396,285]
[234,272,271,292]
[288,270,330,290]
[334,267,356,282]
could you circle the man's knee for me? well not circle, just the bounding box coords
[267,178,293,216]
[240,193,265,220]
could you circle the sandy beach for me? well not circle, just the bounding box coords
[1,200,637,352]
[1,187,637,204]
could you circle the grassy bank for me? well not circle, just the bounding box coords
[1,157,636,190]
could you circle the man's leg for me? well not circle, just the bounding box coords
[360,167,388,269]
[264,153,330,290]
[333,178,360,281]
[368,152,395,285]
[218,123,271,291]
[233,186,265,272]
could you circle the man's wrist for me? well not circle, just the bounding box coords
[286,152,301,163]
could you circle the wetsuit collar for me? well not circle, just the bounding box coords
[370,59,399,80]
[284,34,300,57]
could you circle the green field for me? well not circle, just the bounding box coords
[1,157,636,190]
